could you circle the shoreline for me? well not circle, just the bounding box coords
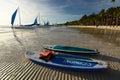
[68,25,120,30]
[68,25,120,46]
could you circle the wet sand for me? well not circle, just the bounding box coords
[0,26,120,80]
[69,25,120,30]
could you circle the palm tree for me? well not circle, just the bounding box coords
[98,9,105,25]
[111,0,115,2]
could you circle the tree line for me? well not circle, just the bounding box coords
[65,6,120,27]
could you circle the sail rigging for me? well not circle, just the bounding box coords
[11,8,18,26]
[44,21,49,26]
[33,16,38,25]
[18,7,21,25]
[24,16,39,26]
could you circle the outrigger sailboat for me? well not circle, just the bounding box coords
[42,20,50,28]
[23,16,39,27]
[11,7,39,29]
[44,21,49,26]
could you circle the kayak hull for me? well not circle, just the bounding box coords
[25,51,108,71]
[43,45,99,54]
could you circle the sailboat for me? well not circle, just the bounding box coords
[44,21,49,26]
[24,16,39,27]
[33,16,39,26]
[11,8,39,29]
[43,21,50,28]
[14,16,39,29]
[11,8,19,28]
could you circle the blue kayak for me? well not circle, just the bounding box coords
[43,45,99,54]
[25,51,108,71]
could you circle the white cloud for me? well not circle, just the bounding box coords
[0,0,18,25]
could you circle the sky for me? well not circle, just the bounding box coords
[0,0,120,25]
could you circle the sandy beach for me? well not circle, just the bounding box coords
[69,25,120,30]
[0,26,120,80]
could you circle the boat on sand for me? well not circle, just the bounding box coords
[25,51,108,71]
[43,45,99,54]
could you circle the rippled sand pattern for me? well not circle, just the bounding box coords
[0,26,119,80]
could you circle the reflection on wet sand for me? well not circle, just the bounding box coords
[0,26,120,80]
[74,27,120,46]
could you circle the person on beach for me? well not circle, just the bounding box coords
[38,50,55,62]
[96,24,99,28]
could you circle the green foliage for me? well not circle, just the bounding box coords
[111,0,115,2]
[65,6,120,26]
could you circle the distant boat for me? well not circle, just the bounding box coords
[43,21,50,27]
[24,16,39,27]
[11,7,39,29]
[44,21,49,26]
[43,45,99,54]
[38,20,50,28]
[25,51,108,71]
[14,16,39,29]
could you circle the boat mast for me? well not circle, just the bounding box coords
[18,0,21,26]
[18,7,21,26]
[39,13,40,26]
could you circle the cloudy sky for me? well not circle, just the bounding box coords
[0,0,120,25]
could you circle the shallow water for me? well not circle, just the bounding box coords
[74,27,120,46]
[0,26,119,80]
